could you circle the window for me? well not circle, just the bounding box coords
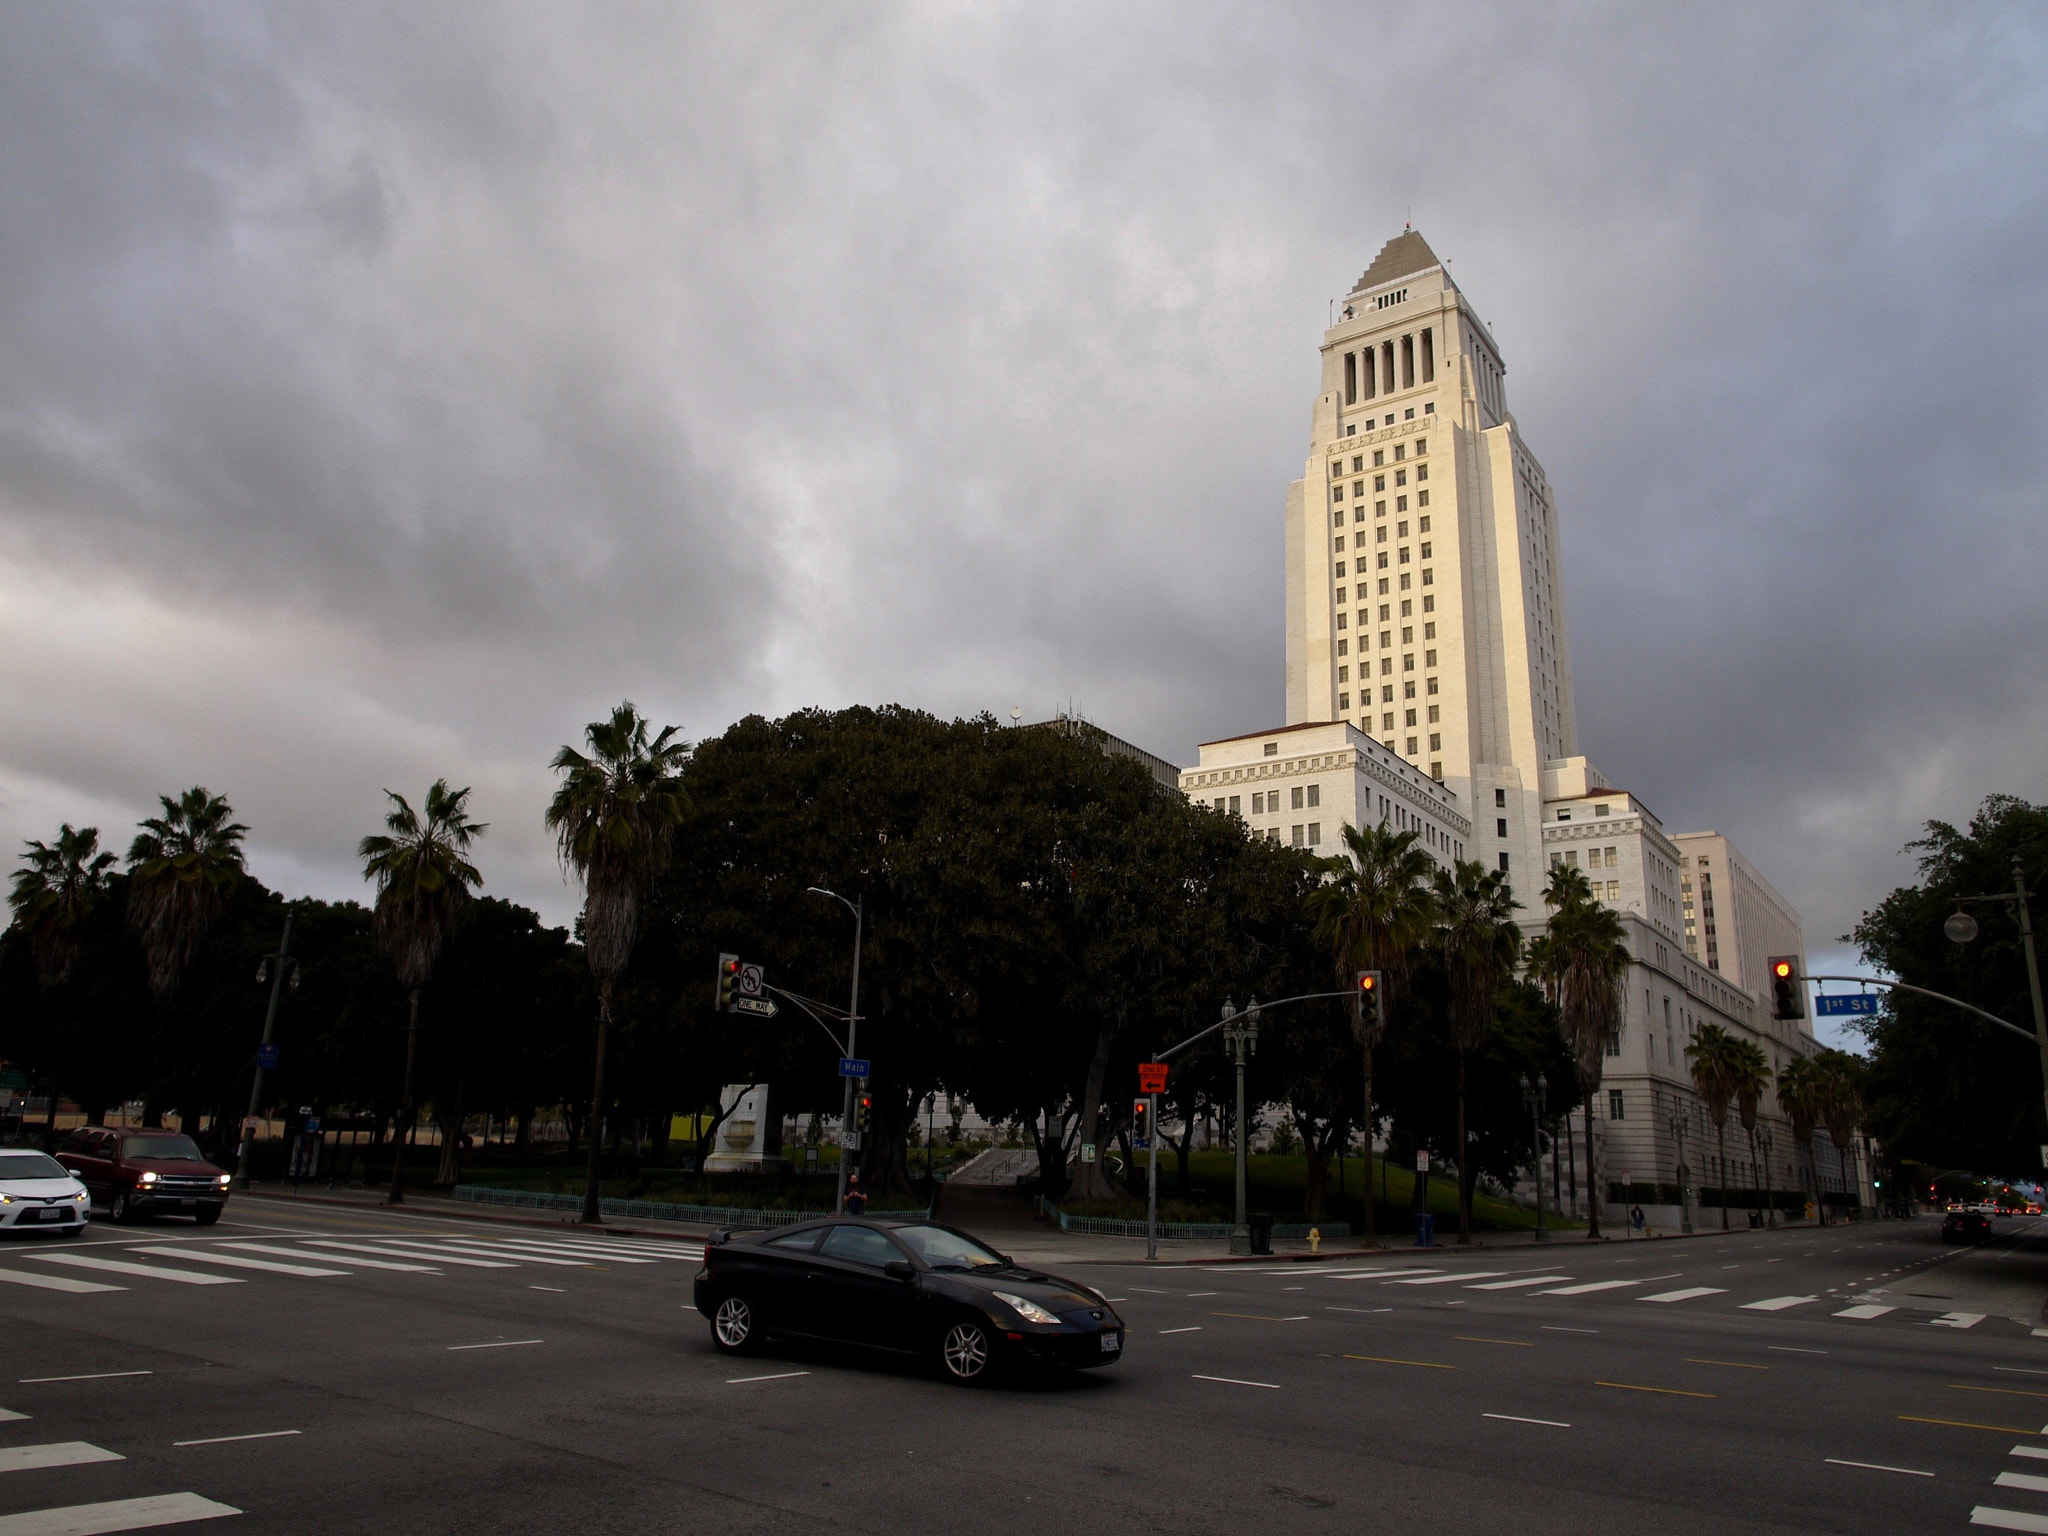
[1379,657,1392,676]
[1424,649,1437,666]
[1378,579,1389,595]
[1352,481,1363,498]
[1306,784,1320,808]
[1402,653,1414,671]
[1291,825,1305,847]
[1494,788,1506,808]
[1344,351,1357,404]
[1496,817,1508,837]
[1404,708,1417,727]
[1404,736,1417,754]
[1424,401,1435,414]
[1354,507,1366,524]
[1375,500,1386,517]
[1289,785,1302,810]
[1565,850,1579,867]
[1608,1089,1625,1121]
[1416,488,1430,507]
[1262,742,1277,756]
[1595,803,1610,817]
[1250,792,1264,814]
[1395,469,1407,487]
[766,1227,825,1252]
[1423,622,1436,640]
[1379,604,1392,621]
[1398,547,1410,565]
[1337,665,1349,682]
[1604,847,1618,868]
[1381,712,1394,730]
[1331,462,1341,479]
[1428,733,1440,751]
[1376,526,1387,544]
[1606,880,1621,899]
[1605,1028,1621,1059]
[1381,686,1393,703]
[1228,796,1240,814]
[1420,568,1431,586]
[1426,677,1438,695]
[1499,851,1510,873]
[1373,450,1385,468]
[1337,692,1350,709]
[821,1225,903,1267]
[1213,797,1225,811]
[1416,464,1428,483]
[1418,515,1430,532]
[1336,638,1348,656]
[1401,335,1414,388]
[1419,541,1432,559]
[1400,625,1413,643]
[1336,612,1347,630]
[1396,495,1408,513]
[1332,484,1343,502]
[1374,475,1386,493]
[1376,553,1388,570]
[1402,680,1415,699]
[1308,823,1321,845]
[1422,595,1435,613]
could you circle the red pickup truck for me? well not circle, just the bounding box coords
[56,1128,231,1224]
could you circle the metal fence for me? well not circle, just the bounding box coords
[1037,1198,1349,1242]
[450,1184,934,1228]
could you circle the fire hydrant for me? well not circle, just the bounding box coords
[1308,1227,1322,1255]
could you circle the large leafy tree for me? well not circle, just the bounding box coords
[1306,823,1436,1243]
[359,780,485,1203]
[1432,859,1521,1243]
[1526,862,1630,1238]
[548,703,691,1223]
[127,788,248,999]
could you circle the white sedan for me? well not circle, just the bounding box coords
[0,1150,90,1236]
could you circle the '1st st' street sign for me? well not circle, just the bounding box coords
[1815,994,1879,1017]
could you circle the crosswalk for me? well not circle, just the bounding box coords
[0,1407,239,1533]
[1247,1264,1998,1329]
[0,1231,700,1298]
[1972,1445,2048,1532]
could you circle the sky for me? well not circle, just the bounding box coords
[3,3,2044,1047]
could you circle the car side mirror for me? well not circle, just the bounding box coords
[883,1261,915,1282]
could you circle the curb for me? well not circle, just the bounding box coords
[233,1186,711,1246]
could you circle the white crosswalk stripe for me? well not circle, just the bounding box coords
[0,1442,122,1474]
[1996,1472,2048,1494]
[1640,1287,1727,1304]
[1974,1504,2048,1532]
[1466,1275,1570,1290]
[28,1255,239,1287]
[0,1492,241,1534]
[1328,1268,1442,1281]
[1932,1311,1986,1329]
[302,1241,510,1269]
[1392,1271,1508,1286]
[219,1243,437,1274]
[477,1240,659,1263]
[1537,1280,1640,1296]
[0,1269,124,1295]
[1833,1303,1895,1319]
[1739,1295,1817,1312]
[415,1242,590,1268]
[129,1249,347,1278]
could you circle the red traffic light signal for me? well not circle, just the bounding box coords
[856,1093,873,1131]
[1356,970,1381,995]
[1767,956,1804,1021]
[716,953,740,1011]
[1131,1098,1151,1147]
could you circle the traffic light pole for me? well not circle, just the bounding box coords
[1145,1092,1159,1261]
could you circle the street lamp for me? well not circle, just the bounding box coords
[236,914,300,1189]
[807,886,863,1216]
[1222,997,1261,1255]
[1756,1124,1776,1228]
[1945,857,2048,1140]
[1668,1102,1693,1236]
[1520,1073,1548,1243]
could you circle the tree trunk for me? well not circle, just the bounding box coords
[579,988,612,1225]
[1067,1015,1121,1202]
[1566,1108,1578,1220]
[1301,1119,1333,1222]
[1456,1053,1472,1244]
[515,1106,533,1152]
[387,988,422,1206]
[1582,1098,1602,1239]
[1717,1124,1729,1231]
[1360,1054,1377,1245]
[434,1070,466,1188]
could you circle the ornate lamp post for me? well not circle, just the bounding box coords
[1520,1073,1549,1243]
[1668,1102,1693,1236]
[1222,997,1261,1255]
[1756,1124,1776,1228]
[236,914,299,1188]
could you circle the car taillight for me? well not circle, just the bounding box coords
[701,1243,712,1267]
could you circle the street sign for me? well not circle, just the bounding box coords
[839,1130,861,1150]
[1415,1150,1430,1172]
[257,1043,280,1069]
[733,997,777,1018]
[838,1057,871,1079]
[1081,1143,1097,1164]
[1816,994,1879,1017]
[1136,1063,1168,1094]
[738,963,765,997]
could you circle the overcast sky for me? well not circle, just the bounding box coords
[3,3,2043,1042]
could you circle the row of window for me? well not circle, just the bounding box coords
[1334,516,1431,555]
[1332,463,1429,500]
[1246,784,1319,814]
[1552,846,1621,870]
[1332,543,1433,583]
[1331,437,1429,477]
[1338,656,1439,683]
[1334,570,1434,612]
[1334,596,1432,644]
[1341,402,1435,438]
[1331,490,1430,527]
[1341,329,1436,403]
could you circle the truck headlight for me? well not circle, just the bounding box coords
[139,1172,158,1184]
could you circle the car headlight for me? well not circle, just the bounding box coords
[217,1175,232,1186]
[139,1172,158,1184]
[0,1196,13,1205]
[72,1193,86,1202]
[993,1291,1062,1327]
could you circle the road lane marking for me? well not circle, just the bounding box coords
[1900,1416,2039,1434]
[304,1242,508,1269]
[1933,1313,1988,1329]
[446,1339,544,1351]
[1483,1413,1568,1427]
[423,1242,591,1268]
[1996,1472,2048,1493]
[1996,1370,2048,1378]
[1158,1327,1202,1334]
[529,1286,565,1293]
[1641,1288,1727,1304]
[1330,1269,1443,1280]
[1972,1508,2048,1532]
[1456,1337,1532,1347]
[0,1271,124,1295]
[1325,1307,1391,1314]
[1129,1288,1168,1294]
[1769,1346,1826,1355]
[1465,1275,1568,1290]
[1825,1458,1932,1476]
[0,1443,123,1473]
[1193,1374,1279,1389]
[1685,1358,1766,1370]
[0,1413,24,1423]
[130,1249,347,1279]
[1542,1326,1598,1334]
[1393,1272,1507,1286]
[1539,1281,1640,1296]
[173,1431,301,1447]
[1740,1295,1817,1311]
[230,1244,437,1273]
[1956,1386,2048,1400]
[1187,1292,1218,1297]
[19,1372,151,1384]
[475,1241,655,1264]
[0,1492,241,1533]
[1834,1305,1895,1319]
[2012,1447,2048,1460]
[725,1371,809,1384]
[1346,1355,1452,1369]
[1595,1381,1713,1398]
[26,1256,238,1286]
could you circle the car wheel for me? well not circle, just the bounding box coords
[194,1207,222,1227]
[109,1190,133,1224]
[939,1319,995,1385]
[711,1294,760,1354]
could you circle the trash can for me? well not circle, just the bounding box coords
[1248,1212,1274,1255]
[1415,1212,1436,1247]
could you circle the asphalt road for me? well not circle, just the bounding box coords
[2,1197,2047,1534]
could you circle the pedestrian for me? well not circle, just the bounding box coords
[1629,1203,1646,1238]
[845,1172,868,1216]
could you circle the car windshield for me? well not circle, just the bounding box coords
[891,1224,1007,1270]
[0,1153,68,1181]
[122,1134,205,1162]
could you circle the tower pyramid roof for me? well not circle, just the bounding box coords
[1349,228,1442,295]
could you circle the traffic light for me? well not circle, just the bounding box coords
[1767,956,1804,1021]
[856,1093,873,1134]
[1355,970,1386,1037]
[716,953,740,1011]
[1131,1098,1151,1149]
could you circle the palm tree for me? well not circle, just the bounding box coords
[126,788,248,998]
[1776,1054,1825,1223]
[1814,1048,1867,1214]
[1685,1023,1744,1231]
[546,703,692,1224]
[359,781,485,1205]
[1728,1037,1770,1223]
[1306,823,1436,1245]
[1526,862,1629,1239]
[1432,859,1521,1244]
[9,825,118,987]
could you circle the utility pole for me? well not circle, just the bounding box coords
[236,912,298,1188]
[809,887,863,1216]
[1223,998,1260,1255]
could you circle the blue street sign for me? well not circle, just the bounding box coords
[257,1042,280,1069]
[1816,994,1879,1017]
[838,1057,870,1079]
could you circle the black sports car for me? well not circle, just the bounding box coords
[693,1217,1124,1383]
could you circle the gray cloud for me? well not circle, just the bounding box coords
[1,2,2043,996]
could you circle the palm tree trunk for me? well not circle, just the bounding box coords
[1360,1054,1376,1245]
[1456,1053,1472,1244]
[1582,1097,1602,1239]
[1717,1125,1729,1231]
[387,989,421,1205]
[580,988,612,1224]
[434,1070,466,1188]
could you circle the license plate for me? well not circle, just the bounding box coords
[34,1208,61,1222]
[1100,1331,1120,1354]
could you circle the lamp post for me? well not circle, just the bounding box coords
[1757,1124,1776,1228]
[236,913,299,1189]
[1668,1103,1693,1236]
[1520,1073,1548,1243]
[1222,997,1261,1255]
[807,886,863,1216]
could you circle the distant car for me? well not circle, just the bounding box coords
[694,1217,1124,1384]
[1943,1210,1992,1244]
[55,1129,231,1224]
[0,1150,90,1237]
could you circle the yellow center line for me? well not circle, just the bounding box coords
[1595,1381,1715,1399]
[1212,1312,1291,1323]
[1951,1384,2048,1399]
[1455,1337,1533,1347]
[1346,1354,1454,1370]
[1899,1415,2040,1434]
[1685,1359,1768,1370]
